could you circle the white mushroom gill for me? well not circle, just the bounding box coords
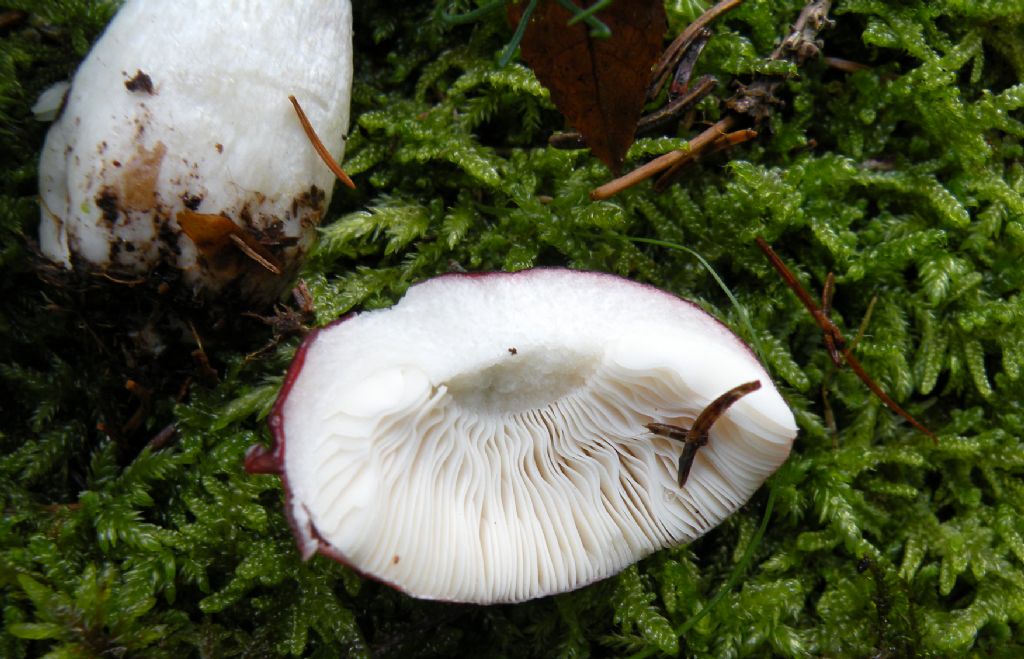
[271,269,797,604]
[38,0,352,302]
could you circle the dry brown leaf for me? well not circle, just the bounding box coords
[177,210,282,275]
[510,0,667,173]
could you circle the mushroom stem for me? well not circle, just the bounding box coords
[648,379,762,486]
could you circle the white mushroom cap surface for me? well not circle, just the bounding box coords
[38,0,352,302]
[259,269,797,604]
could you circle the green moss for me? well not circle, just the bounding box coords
[3,0,1024,656]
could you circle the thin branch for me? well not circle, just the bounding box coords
[146,423,178,451]
[821,272,842,366]
[653,126,757,189]
[668,29,713,98]
[637,75,718,135]
[755,237,935,440]
[228,234,282,275]
[648,380,762,486]
[647,0,745,100]
[591,116,735,199]
[823,56,869,73]
[289,95,355,189]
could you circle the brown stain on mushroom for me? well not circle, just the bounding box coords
[95,187,120,225]
[291,185,326,226]
[181,193,203,210]
[392,555,400,564]
[121,141,166,211]
[124,69,154,94]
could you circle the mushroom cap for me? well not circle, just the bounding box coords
[38,0,353,302]
[254,268,797,604]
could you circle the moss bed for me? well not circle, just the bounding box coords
[2,1,1024,656]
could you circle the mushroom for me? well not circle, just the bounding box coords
[37,0,353,303]
[246,268,797,604]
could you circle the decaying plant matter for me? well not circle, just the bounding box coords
[647,379,762,486]
[592,0,835,199]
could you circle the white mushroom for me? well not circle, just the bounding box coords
[247,268,798,604]
[37,0,353,303]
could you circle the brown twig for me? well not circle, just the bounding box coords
[289,95,355,189]
[228,234,282,275]
[669,29,713,98]
[638,76,719,135]
[647,0,745,100]
[823,56,869,74]
[755,236,935,440]
[591,116,736,200]
[653,126,757,190]
[146,423,178,451]
[122,379,152,434]
[821,272,841,366]
[648,380,762,486]
[188,320,219,383]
